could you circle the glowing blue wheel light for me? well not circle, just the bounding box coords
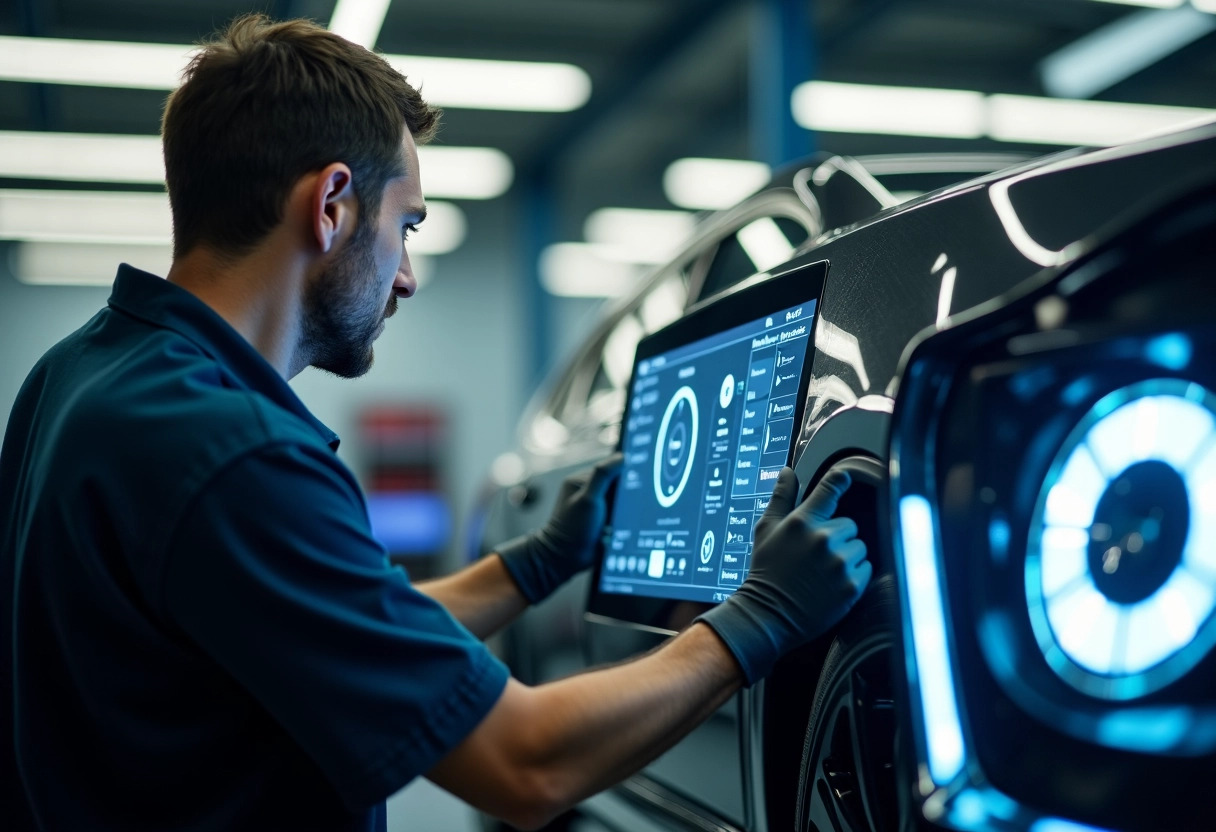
[1026,378,1216,700]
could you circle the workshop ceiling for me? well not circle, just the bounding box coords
[2,0,1215,246]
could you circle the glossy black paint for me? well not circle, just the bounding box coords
[796,126,1216,479]
[477,124,1216,832]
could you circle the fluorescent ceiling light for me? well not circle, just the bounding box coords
[0,131,163,184]
[0,189,465,255]
[0,36,193,89]
[0,131,512,199]
[735,217,795,272]
[1042,7,1216,99]
[987,94,1216,146]
[416,146,514,199]
[792,81,986,139]
[0,189,172,244]
[409,201,466,255]
[792,81,1216,146]
[11,241,171,286]
[328,0,392,48]
[539,243,643,297]
[663,158,771,210]
[381,54,589,112]
[0,36,591,112]
[1096,0,1216,8]
[1089,0,1184,7]
[583,208,696,264]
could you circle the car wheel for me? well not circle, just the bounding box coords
[795,574,900,832]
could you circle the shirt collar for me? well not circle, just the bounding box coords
[107,264,341,450]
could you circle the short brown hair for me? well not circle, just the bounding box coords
[162,14,440,258]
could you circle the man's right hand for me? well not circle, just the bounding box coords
[697,467,871,685]
[430,467,868,827]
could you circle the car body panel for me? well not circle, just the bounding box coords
[474,124,1216,831]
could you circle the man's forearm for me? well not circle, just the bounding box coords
[524,622,744,798]
[415,554,528,640]
[426,622,744,829]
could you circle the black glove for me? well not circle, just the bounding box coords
[496,453,624,604]
[697,467,871,686]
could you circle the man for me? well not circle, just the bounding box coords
[0,15,871,831]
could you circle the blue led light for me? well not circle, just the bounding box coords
[946,787,1025,830]
[951,789,987,828]
[899,495,967,784]
[1145,333,1193,371]
[1030,818,1114,832]
[988,515,1011,564]
[1061,375,1097,407]
[1095,707,1190,753]
[1026,378,1216,700]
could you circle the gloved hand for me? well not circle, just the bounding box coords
[697,467,871,686]
[496,453,624,604]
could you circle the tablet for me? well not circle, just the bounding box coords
[588,262,827,628]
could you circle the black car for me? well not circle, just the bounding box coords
[473,124,1216,832]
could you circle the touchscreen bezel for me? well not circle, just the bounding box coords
[586,260,830,632]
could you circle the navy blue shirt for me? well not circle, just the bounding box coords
[1,265,509,830]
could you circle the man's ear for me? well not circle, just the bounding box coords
[312,163,356,254]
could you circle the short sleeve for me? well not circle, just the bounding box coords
[161,442,509,809]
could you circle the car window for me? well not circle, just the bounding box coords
[524,193,819,455]
[694,215,810,302]
[527,270,689,454]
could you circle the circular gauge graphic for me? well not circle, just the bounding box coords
[1026,378,1216,700]
[720,374,735,408]
[654,386,699,508]
[700,530,716,564]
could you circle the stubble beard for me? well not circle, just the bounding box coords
[302,221,393,379]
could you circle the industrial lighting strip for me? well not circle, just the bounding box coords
[0,132,513,201]
[0,35,591,113]
[1041,5,1216,99]
[0,188,466,254]
[1091,0,1215,10]
[0,20,552,279]
[792,81,1216,147]
[328,0,394,48]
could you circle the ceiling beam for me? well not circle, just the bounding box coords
[18,0,53,131]
[519,0,742,178]
[751,0,817,166]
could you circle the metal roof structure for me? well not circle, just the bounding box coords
[2,0,1215,265]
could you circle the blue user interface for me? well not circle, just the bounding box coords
[600,299,816,604]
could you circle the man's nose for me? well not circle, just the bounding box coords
[394,251,417,298]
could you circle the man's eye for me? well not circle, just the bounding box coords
[402,223,419,241]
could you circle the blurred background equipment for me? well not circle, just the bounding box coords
[359,405,452,580]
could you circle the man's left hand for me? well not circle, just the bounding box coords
[495,453,623,604]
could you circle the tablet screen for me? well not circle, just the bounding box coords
[599,294,817,604]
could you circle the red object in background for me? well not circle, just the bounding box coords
[358,406,451,568]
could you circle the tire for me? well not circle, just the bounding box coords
[794,574,899,832]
